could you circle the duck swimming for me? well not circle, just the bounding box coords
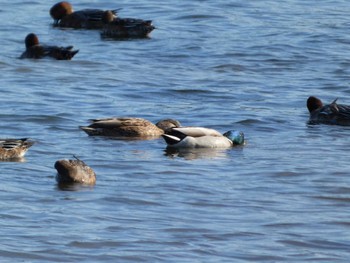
[307,96,350,126]
[101,10,155,38]
[50,1,119,29]
[162,127,244,148]
[20,33,79,60]
[79,117,181,137]
[0,138,34,160]
[55,156,96,185]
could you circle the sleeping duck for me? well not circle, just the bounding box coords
[162,127,244,148]
[307,96,350,126]
[20,33,78,60]
[80,117,181,137]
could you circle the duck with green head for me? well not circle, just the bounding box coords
[162,127,244,148]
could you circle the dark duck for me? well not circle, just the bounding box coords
[307,96,350,126]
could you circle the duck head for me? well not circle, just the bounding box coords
[50,1,73,25]
[223,130,244,145]
[55,156,96,185]
[156,119,181,133]
[24,33,39,48]
[307,96,323,113]
[102,10,115,24]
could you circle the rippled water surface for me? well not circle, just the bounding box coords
[1,0,350,262]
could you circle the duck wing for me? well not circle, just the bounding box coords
[167,127,223,138]
[77,9,119,22]
[88,117,152,128]
[112,17,152,27]
[329,100,350,120]
[43,45,79,60]
[20,45,47,59]
[0,138,33,149]
[313,99,350,125]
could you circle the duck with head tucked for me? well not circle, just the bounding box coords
[101,10,155,38]
[20,33,79,60]
[80,117,181,138]
[0,138,34,160]
[50,1,119,29]
[307,96,350,126]
[55,156,96,185]
[162,127,244,148]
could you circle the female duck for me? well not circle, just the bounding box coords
[307,96,350,126]
[50,1,119,29]
[0,138,34,160]
[162,127,244,148]
[55,156,96,185]
[20,33,78,60]
[80,117,181,137]
[101,10,155,38]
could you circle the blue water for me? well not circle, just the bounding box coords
[1,0,350,262]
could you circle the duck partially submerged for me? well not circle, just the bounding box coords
[162,127,244,148]
[307,96,350,126]
[50,1,119,29]
[20,33,79,60]
[79,117,181,137]
[101,10,155,38]
[55,156,96,185]
[0,138,34,160]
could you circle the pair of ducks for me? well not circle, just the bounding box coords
[49,1,154,36]
[79,117,245,148]
[0,138,94,185]
[2,96,350,185]
[20,1,155,60]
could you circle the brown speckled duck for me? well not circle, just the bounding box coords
[79,117,181,137]
[20,33,78,60]
[55,156,96,185]
[101,10,155,38]
[307,96,350,126]
[0,138,34,160]
[50,1,119,29]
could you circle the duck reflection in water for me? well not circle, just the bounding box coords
[164,147,229,160]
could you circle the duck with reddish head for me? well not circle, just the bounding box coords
[307,96,350,126]
[20,33,78,60]
[50,1,119,29]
